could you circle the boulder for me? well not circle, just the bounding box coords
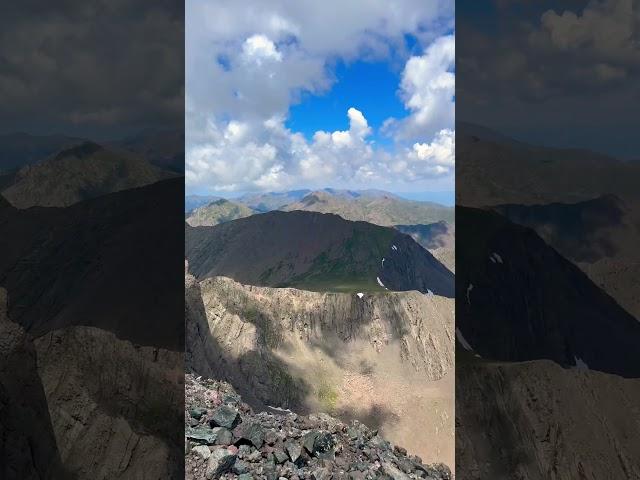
[210,405,241,429]
[205,447,236,479]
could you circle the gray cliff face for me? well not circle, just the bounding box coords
[456,358,640,480]
[188,275,454,404]
[33,326,184,480]
[185,274,455,468]
[0,288,68,480]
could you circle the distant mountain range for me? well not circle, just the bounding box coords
[1,141,176,208]
[0,132,85,172]
[111,129,184,173]
[185,210,454,297]
[184,188,456,273]
[0,130,184,173]
[281,189,454,226]
[188,188,454,225]
[185,194,220,213]
[185,198,256,226]
[457,123,640,207]
[237,189,312,211]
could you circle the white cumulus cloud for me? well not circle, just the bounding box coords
[386,35,455,141]
[186,0,455,194]
[242,34,283,64]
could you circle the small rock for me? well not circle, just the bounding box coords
[274,449,289,464]
[235,422,265,449]
[396,457,415,474]
[394,445,407,457]
[303,431,320,454]
[186,427,218,445]
[418,463,451,480]
[285,441,302,463]
[205,448,236,479]
[192,445,211,461]
[313,432,335,459]
[312,467,333,480]
[380,462,410,480]
[190,407,208,420]
[238,444,251,457]
[212,427,233,445]
[369,435,391,451]
[346,426,360,440]
[232,459,250,474]
[246,450,262,462]
[211,405,241,429]
[265,429,278,446]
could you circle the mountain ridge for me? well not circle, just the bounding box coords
[185,210,454,297]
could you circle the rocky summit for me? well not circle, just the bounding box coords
[185,374,451,480]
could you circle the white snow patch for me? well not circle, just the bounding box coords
[456,328,474,351]
[489,252,503,264]
[382,257,385,267]
[356,292,364,299]
[376,277,387,289]
[391,245,398,251]
[466,284,474,305]
[574,356,589,371]
[267,405,292,413]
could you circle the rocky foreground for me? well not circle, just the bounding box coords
[185,374,452,480]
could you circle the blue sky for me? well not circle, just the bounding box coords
[286,59,406,147]
[186,1,455,197]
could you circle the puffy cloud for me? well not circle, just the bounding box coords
[242,34,283,64]
[388,35,455,141]
[186,109,454,193]
[186,0,455,193]
[411,129,455,167]
[538,0,637,60]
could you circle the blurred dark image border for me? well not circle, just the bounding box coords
[0,1,185,478]
[455,0,640,478]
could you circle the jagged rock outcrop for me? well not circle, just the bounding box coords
[185,374,452,480]
[456,358,640,479]
[0,288,69,480]
[34,326,184,479]
[186,274,454,469]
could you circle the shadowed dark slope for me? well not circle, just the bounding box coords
[493,195,626,263]
[0,178,184,350]
[456,206,640,378]
[185,210,454,297]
